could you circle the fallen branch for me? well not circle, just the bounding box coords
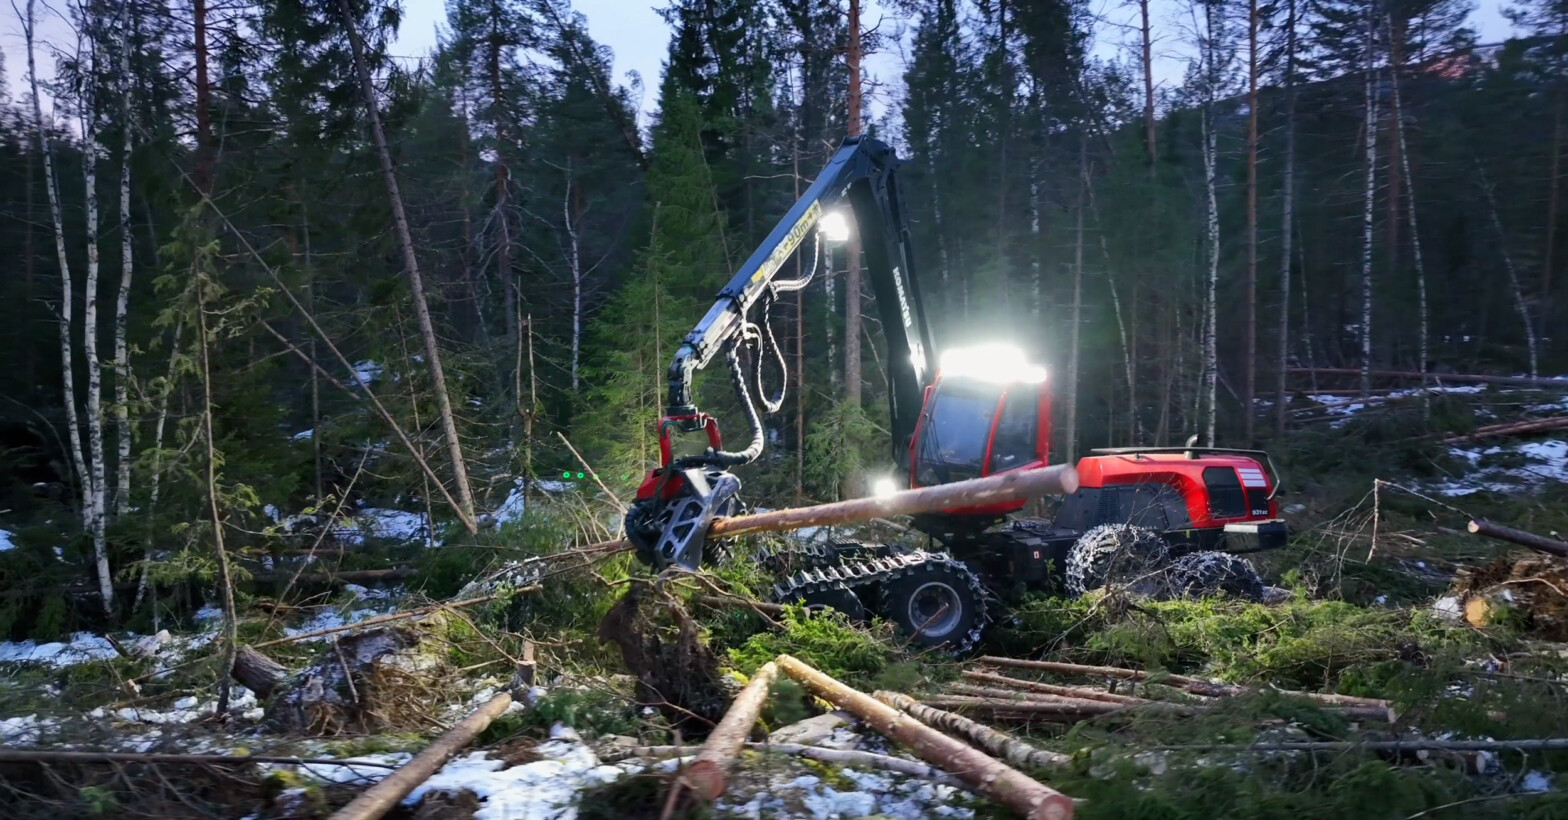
[606,742,973,792]
[686,661,778,800]
[875,691,1071,770]
[776,655,1075,820]
[1467,519,1568,559]
[0,750,399,769]
[962,670,1148,705]
[327,692,513,820]
[694,595,787,617]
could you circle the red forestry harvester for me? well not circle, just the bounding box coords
[622,136,1287,651]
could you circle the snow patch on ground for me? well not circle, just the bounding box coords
[0,632,120,667]
[1523,771,1553,792]
[263,753,414,784]
[351,360,383,385]
[0,529,16,552]
[331,507,437,546]
[1435,439,1568,497]
[0,714,56,744]
[1307,385,1488,427]
[107,688,261,725]
[405,734,617,820]
[292,428,314,441]
[489,481,528,527]
[284,604,397,640]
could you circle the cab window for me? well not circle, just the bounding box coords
[987,387,1039,474]
[1203,467,1248,519]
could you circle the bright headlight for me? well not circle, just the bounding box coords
[938,343,1048,384]
[818,210,852,243]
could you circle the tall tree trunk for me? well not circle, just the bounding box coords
[1358,9,1377,398]
[994,0,1010,309]
[339,0,477,524]
[489,29,519,388]
[113,20,135,519]
[1201,52,1220,446]
[1274,0,1299,438]
[793,139,806,503]
[843,0,863,409]
[1387,18,1429,408]
[196,288,239,714]
[82,42,113,619]
[1479,166,1541,378]
[193,0,213,193]
[1085,181,1137,444]
[1066,140,1086,462]
[26,0,91,531]
[1030,169,1042,319]
[1243,0,1259,443]
[1544,90,1563,330]
[24,80,37,398]
[1141,0,1156,173]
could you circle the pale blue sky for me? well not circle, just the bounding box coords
[1,0,1524,129]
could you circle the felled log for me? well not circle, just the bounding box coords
[232,646,289,700]
[327,692,513,820]
[962,670,1147,705]
[686,661,778,800]
[875,691,1071,771]
[251,592,512,649]
[946,684,1194,715]
[605,742,973,791]
[1286,367,1568,389]
[918,697,1124,720]
[776,654,1075,820]
[1467,519,1568,559]
[1443,416,1568,445]
[977,657,1392,716]
[1150,738,1568,753]
[0,750,399,769]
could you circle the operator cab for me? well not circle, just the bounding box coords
[906,344,1052,518]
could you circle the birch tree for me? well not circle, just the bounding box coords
[1357,3,1377,397]
[113,13,135,518]
[79,28,112,614]
[1275,0,1300,436]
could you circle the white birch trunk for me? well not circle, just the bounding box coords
[1358,11,1377,397]
[81,44,113,617]
[26,0,91,516]
[565,169,582,392]
[1201,103,1220,447]
[826,245,838,394]
[114,20,135,519]
[1030,171,1042,319]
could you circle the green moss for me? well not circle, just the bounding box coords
[728,607,903,689]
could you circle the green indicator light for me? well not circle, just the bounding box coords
[576,472,586,479]
[562,471,570,479]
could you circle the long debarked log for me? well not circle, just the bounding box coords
[976,657,1392,714]
[604,742,974,791]
[1147,738,1568,753]
[875,691,1071,770]
[1444,416,1568,444]
[708,465,1079,539]
[0,751,399,769]
[776,655,1075,820]
[947,684,1192,715]
[918,697,1126,720]
[1287,367,1568,389]
[326,692,513,820]
[687,661,779,800]
[1467,519,1568,559]
[962,670,1148,705]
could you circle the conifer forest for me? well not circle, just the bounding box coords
[5,0,1568,817]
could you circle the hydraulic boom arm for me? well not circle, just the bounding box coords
[627,136,937,569]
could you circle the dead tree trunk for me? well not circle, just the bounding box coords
[231,646,288,699]
[843,0,864,412]
[1387,25,1429,412]
[339,0,476,522]
[687,661,779,800]
[1467,519,1568,559]
[1141,0,1156,173]
[197,288,240,714]
[1201,62,1220,445]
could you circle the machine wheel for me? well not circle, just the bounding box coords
[880,555,990,653]
[792,585,869,621]
[1168,551,1265,601]
[1065,524,1171,596]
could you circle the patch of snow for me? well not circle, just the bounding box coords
[1431,596,1463,620]
[0,632,120,667]
[114,688,258,725]
[273,753,413,784]
[1523,771,1553,792]
[351,360,383,385]
[534,480,573,493]
[292,428,314,441]
[0,714,54,744]
[195,605,224,622]
[331,508,437,546]
[0,529,16,552]
[1435,439,1568,497]
[406,740,610,820]
[489,481,528,527]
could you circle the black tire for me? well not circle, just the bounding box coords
[880,554,990,653]
[1065,524,1171,596]
[1168,551,1266,601]
[790,584,870,621]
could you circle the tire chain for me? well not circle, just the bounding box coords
[769,549,994,654]
[753,539,904,576]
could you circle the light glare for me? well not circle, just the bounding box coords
[872,477,898,498]
[939,343,1048,384]
[819,210,852,243]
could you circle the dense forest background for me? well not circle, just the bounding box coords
[0,0,1563,625]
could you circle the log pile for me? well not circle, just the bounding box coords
[1443,416,1568,445]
